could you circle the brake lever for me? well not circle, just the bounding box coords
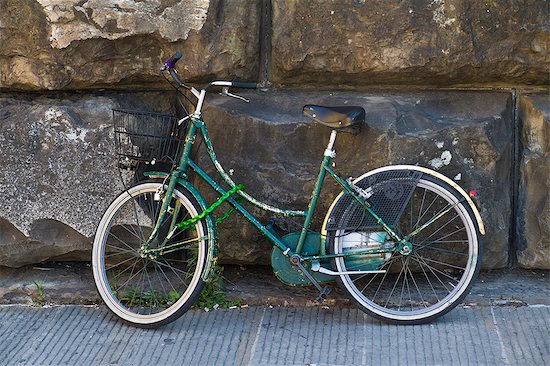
[220,87,249,103]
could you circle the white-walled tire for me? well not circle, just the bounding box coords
[92,182,207,328]
[328,172,481,324]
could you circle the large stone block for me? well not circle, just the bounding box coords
[201,90,513,268]
[0,0,260,90]
[0,91,173,267]
[0,89,513,269]
[517,93,550,269]
[271,0,549,86]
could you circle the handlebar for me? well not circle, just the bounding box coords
[230,81,257,89]
[168,68,184,86]
[162,50,256,105]
[204,81,257,90]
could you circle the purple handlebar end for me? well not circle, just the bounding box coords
[165,51,182,69]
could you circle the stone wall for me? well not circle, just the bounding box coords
[270,0,549,87]
[0,92,175,267]
[0,1,549,270]
[517,94,550,269]
[1,1,547,89]
[200,90,513,269]
[0,0,260,90]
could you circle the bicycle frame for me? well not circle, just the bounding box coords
[146,105,411,264]
[144,79,475,270]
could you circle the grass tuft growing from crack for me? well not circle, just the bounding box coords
[32,280,46,307]
[194,263,243,311]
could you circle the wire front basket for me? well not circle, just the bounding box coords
[113,109,187,168]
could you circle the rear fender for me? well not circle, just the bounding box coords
[321,165,485,236]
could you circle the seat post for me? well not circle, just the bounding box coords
[324,130,338,158]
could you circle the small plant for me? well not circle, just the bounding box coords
[194,262,244,311]
[31,280,46,307]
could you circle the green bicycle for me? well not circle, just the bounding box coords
[92,52,485,328]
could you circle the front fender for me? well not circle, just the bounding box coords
[143,171,219,281]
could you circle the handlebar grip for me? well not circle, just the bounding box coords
[231,81,257,89]
[165,51,182,69]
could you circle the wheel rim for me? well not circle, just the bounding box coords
[93,184,206,324]
[334,178,479,321]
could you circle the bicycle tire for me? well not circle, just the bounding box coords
[325,168,482,324]
[92,182,208,328]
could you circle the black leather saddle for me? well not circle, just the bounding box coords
[303,105,365,130]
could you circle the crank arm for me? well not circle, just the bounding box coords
[294,257,332,302]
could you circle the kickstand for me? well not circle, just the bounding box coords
[295,258,332,303]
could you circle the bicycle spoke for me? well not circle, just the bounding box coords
[144,261,157,310]
[416,245,469,256]
[154,261,178,294]
[357,255,401,292]
[370,255,398,301]
[418,257,440,302]
[130,196,147,243]
[154,257,192,283]
[415,255,466,271]
[404,257,414,310]
[413,188,428,230]
[409,203,458,238]
[384,258,406,307]
[406,263,426,307]
[413,193,439,230]
[108,231,141,253]
[152,236,205,255]
[413,216,463,250]
[105,255,140,271]
[117,223,142,242]
[105,245,137,257]
[152,262,168,296]
[118,262,146,290]
[110,258,139,284]
[411,254,454,290]
[398,257,407,309]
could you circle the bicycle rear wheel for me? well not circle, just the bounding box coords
[326,169,482,324]
[92,182,208,328]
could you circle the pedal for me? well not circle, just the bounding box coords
[316,287,332,303]
[293,255,332,303]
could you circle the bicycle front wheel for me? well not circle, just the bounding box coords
[92,182,208,328]
[326,169,481,324]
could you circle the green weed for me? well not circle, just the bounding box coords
[194,263,244,311]
[31,280,46,307]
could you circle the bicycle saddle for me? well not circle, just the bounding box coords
[303,105,365,129]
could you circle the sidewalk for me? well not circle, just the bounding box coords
[0,304,549,365]
[0,267,549,365]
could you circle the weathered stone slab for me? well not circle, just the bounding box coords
[0,89,512,269]
[201,90,513,269]
[0,91,173,267]
[517,93,550,269]
[271,0,549,86]
[0,0,260,90]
